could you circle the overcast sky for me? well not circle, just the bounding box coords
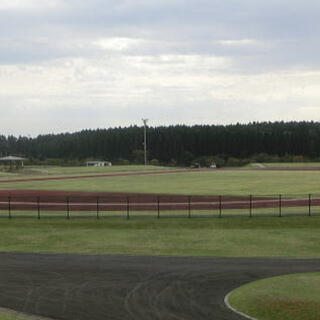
[1,0,320,136]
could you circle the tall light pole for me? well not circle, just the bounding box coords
[142,118,148,165]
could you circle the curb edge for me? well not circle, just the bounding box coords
[224,290,259,320]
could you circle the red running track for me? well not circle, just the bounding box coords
[0,190,319,212]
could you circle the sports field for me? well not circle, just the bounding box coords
[0,165,176,180]
[1,165,320,256]
[1,165,320,320]
[1,165,320,219]
[0,165,173,175]
[1,165,320,195]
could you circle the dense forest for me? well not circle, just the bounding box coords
[1,121,320,167]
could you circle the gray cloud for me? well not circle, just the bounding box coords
[1,0,319,68]
[0,0,320,135]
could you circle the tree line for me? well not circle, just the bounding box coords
[1,121,320,166]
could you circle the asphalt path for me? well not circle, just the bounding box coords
[1,253,320,320]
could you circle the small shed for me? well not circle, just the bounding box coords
[0,155,26,170]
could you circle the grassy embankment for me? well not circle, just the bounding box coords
[228,272,320,320]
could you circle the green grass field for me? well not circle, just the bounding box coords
[0,165,174,180]
[263,162,320,168]
[228,272,320,320]
[247,162,320,168]
[0,217,320,258]
[25,164,173,174]
[1,169,320,195]
[0,315,26,320]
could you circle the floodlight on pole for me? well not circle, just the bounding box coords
[142,118,148,165]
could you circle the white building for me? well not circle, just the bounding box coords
[86,161,112,167]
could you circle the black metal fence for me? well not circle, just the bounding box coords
[0,193,320,219]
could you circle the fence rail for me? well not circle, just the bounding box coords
[0,193,320,219]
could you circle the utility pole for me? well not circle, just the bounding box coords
[142,118,148,165]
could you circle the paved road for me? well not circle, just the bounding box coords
[0,253,320,320]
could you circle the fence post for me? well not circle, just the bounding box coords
[96,197,100,219]
[126,196,130,220]
[37,196,40,219]
[8,196,11,219]
[279,194,282,217]
[249,195,252,218]
[219,195,222,218]
[188,196,191,218]
[157,196,160,219]
[66,196,70,219]
[309,194,312,217]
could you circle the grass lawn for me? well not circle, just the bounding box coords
[1,169,320,195]
[0,311,31,320]
[0,165,175,181]
[263,162,320,168]
[0,217,320,257]
[228,272,320,320]
[24,165,173,175]
[0,315,27,320]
